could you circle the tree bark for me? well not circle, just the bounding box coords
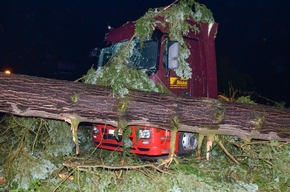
[0,72,290,142]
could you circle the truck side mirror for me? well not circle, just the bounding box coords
[168,42,179,69]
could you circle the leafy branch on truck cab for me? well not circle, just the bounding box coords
[82,0,215,97]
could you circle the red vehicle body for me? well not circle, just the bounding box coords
[92,18,218,157]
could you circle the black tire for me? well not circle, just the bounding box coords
[177,132,198,156]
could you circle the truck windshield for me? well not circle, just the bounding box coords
[98,39,158,72]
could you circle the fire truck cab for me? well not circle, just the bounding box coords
[92,18,218,157]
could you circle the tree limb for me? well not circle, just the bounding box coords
[0,73,289,142]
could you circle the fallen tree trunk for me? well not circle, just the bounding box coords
[0,72,290,142]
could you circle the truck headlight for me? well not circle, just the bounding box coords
[139,129,151,139]
[92,126,99,134]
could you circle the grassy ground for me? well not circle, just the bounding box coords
[0,116,289,191]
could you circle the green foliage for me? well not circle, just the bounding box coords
[10,179,44,192]
[0,115,74,190]
[70,92,79,103]
[135,0,214,79]
[116,97,130,115]
[274,101,286,108]
[83,135,289,192]
[190,136,290,191]
[121,126,132,154]
[45,157,263,192]
[82,43,168,97]
[236,95,257,104]
[135,8,158,42]
[193,0,215,23]
[1,115,290,191]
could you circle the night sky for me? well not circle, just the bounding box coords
[0,0,290,106]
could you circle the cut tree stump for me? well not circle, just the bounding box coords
[0,72,289,142]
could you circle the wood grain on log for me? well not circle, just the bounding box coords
[0,73,289,141]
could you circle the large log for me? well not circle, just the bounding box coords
[0,72,290,141]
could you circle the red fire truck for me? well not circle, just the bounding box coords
[92,18,218,157]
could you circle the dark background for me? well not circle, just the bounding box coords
[0,0,289,106]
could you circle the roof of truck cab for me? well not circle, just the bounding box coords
[104,22,135,45]
[104,18,218,45]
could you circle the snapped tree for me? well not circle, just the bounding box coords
[0,73,289,155]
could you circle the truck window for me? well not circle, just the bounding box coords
[97,41,127,67]
[98,39,159,73]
